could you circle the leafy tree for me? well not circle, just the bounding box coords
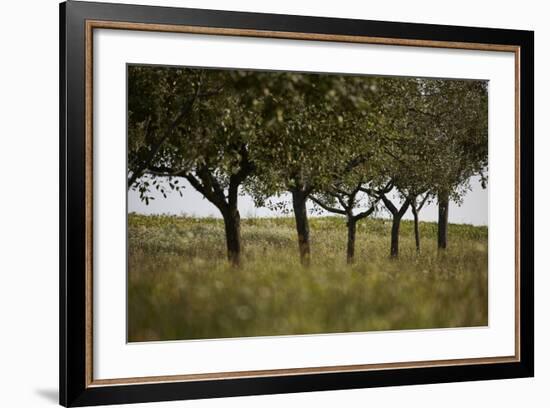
[128,66,204,190]
[380,133,437,255]
[244,73,336,265]
[128,67,261,266]
[309,127,386,263]
[367,77,488,256]
[363,78,423,257]
[412,80,489,249]
[248,73,385,265]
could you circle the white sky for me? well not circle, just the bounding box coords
[128,175,488,226]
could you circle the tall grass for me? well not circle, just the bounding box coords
[128,214,488,342]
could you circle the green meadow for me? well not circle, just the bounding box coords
[127,213,488,342]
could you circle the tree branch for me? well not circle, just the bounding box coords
[335,194,348,211]
[184,173,227,211]
[417,192,430,212]
[310,195,347,215]
[379,193,397,216]
[397,198,410,218]
[353,202,378,222]
[196,166,226,207]
[359,180,393,196]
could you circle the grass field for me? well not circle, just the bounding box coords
[128,213,488,342]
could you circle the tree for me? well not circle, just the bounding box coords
[413,80,489,249]
[248,73,384,265]
[244,73,331,265]
[311,181,381,264]
[309,139,387,263]
[378,192,409,258]
[410,193,431,252]
[127,66,204,190]
[364,77,425,258]
[128,67,261,266]
[384,136,437,255]
[369,77,488,255]
[248,96,328,266]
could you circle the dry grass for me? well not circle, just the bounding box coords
[128,214,488,342]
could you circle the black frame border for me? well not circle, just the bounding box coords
[60,1,534,406]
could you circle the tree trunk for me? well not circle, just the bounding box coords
[292,189,311,266]
[390,216,401,258]
[412,210,420,252]
[438,191,449,250]
[222,207,241,267]
[346,218,357,264]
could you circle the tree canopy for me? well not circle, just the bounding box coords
[128,65,488,265]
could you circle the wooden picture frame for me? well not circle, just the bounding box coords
[60,1,534,406]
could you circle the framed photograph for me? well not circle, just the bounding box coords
[60,1,534,406]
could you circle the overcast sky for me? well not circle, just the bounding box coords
[128,175,488,226]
